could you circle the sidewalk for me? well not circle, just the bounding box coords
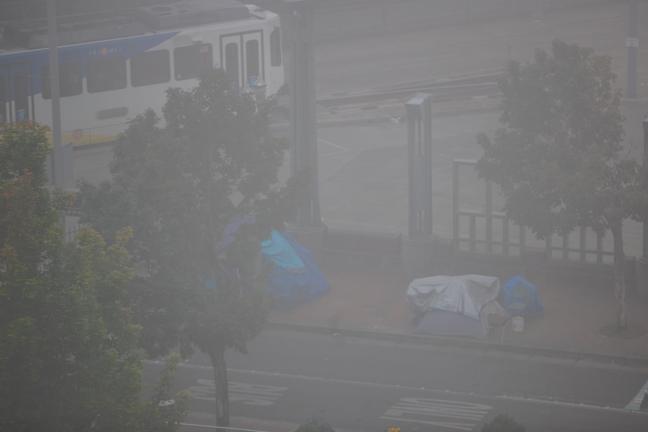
[269,260,648,361]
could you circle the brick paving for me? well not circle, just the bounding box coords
[270,260,648,359]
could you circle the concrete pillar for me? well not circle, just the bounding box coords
[280,0,325,252]
[636,116,648,299]
[402,94,436,276]
[626,0,639,99]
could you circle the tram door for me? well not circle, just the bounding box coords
[242,32,262,88]
[221,31,263,90]
[0,63,33,124]
[221,35,242,89]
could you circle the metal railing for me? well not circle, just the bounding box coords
[452,159,614,263]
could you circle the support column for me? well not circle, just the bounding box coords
[280,0,325,251]
[643,117,648,259]
[402,94,447,276]
[626,0,639,99]
[638,117,648,299]
[47,0,64,188]
[406,94,433,239]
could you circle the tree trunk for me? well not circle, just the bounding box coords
[208,347,230,427]
[610,219,628,330]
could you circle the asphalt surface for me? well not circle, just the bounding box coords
[146,328,648,432]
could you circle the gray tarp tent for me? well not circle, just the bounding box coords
[407,275,503,338]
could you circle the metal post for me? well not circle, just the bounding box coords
[626,0,639,99]
[580,226,587,262]
[452,161,459,248]
[485,179,493,253]
[47,0,64,188]
[503,216,509,256]
[643,116,648,259]
[281,0,320,228]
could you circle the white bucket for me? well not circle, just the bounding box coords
[511,316,525,333]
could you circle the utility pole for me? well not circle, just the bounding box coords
[47,0,64,188]
[626,0,639,99]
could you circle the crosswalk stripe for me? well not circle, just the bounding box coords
[381,415,475,431]
[625,379,648,411]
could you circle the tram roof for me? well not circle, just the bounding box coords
[0,0,253,52]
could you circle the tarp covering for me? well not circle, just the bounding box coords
[261,229,305,271]
[500,275,543,316]
[406,275,500,320]
[262,231,329,307]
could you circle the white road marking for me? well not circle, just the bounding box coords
[318,138,349,157]
[166,362,648,416]
[188,379,287,407]
[625,379,648,411]
[180,422,271,432]
[381,416,474,431]
[381,398,491,431]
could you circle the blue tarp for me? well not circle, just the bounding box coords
[261,229,305,271]
[500,275,543,316]
[262,230,330,307]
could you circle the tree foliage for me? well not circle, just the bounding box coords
[0,123,187,432]
[79,69,289,425]
[477,40,648,328]
[481,414,525,432]
[293,419,336,432]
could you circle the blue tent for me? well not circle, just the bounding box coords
[262,230,330,307]
[500,275,543,316]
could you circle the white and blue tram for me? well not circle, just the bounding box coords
[0,0,284,145]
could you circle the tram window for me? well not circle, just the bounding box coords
[42,62,83,98]
[270,28,281,67]
[225,43,239,86]
[0,76,6,124]
[14,74,29,122]
[87,56,127,93]
[245,40,259,84]
[131,50,170,87]
[174,43,212,81]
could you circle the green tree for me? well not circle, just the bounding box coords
[293,419,336,432]
[79,70,289,426]
[0,123,187,432]
[481,414,525,432]
[477,40,647,329]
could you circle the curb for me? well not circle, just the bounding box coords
[266,321,648,370]
[318,106,499,128]
[267,105,499,132]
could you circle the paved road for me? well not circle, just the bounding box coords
[313,1,648,98]
[146,329,648,431]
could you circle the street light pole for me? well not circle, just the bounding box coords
[47,0,63,188]
[643,116,648,259]
[626,0,639,99]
